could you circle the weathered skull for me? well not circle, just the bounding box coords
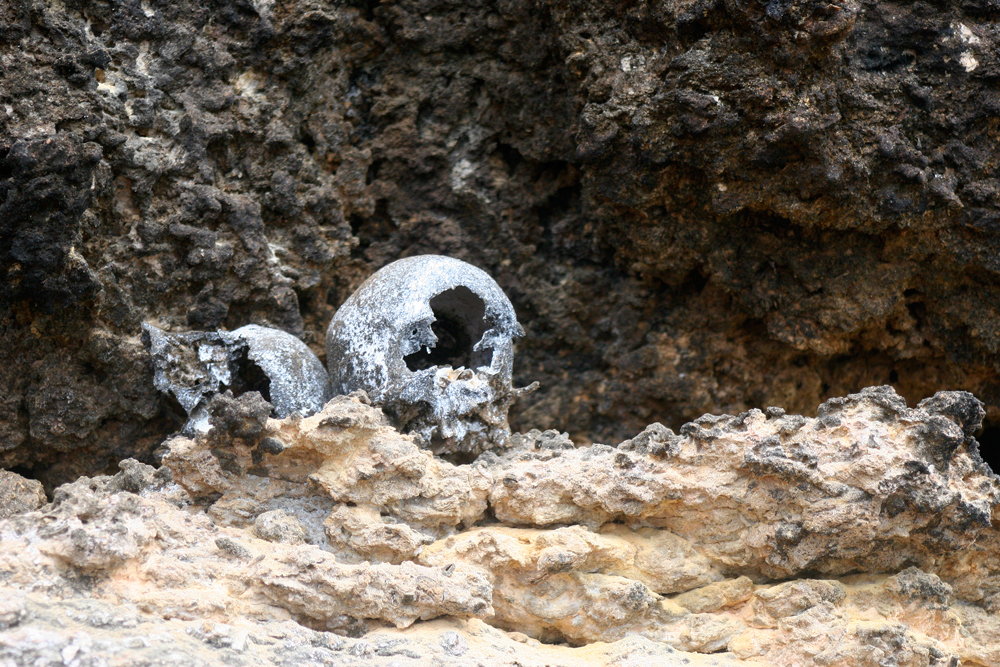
[144,323,331,434]
[326,255,536,455]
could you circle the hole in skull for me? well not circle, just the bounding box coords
[230,348,272,404]
[404,286,491,372]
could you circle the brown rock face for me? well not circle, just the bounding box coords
[0,470,46,519]
[0,388,997,665]
[5,0,1000,481]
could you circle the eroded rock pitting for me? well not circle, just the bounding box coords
[0,386,998,666]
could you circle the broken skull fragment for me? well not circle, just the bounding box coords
[327,255,537,455]
[144,255,535,454]
[143,323,332,434]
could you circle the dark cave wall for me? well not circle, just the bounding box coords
[3,0,1000,484]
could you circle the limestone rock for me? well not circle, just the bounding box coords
[488,386,1000,608]
[674,577,755,614]
[324,504,433,564]
[254,509,307,545]
[0,604,743,667]
[0,387,998,665]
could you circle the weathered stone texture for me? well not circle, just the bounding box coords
[0,388,997,665]
[6,0,1000,480]
[0,470,46,519]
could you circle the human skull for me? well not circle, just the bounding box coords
[326,255,535,456]
[144,322,331,434]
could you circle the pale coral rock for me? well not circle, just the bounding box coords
[269,394,493,534]
[673,577,755,614]
[487,386,1000,606]
[248,550,493,628]
[324,504,433,563]
[253,509,307,545]
[0,386,998,666]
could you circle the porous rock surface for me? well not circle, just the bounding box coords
[10,0,1000,483]
[0,470,46,519]
[1,386,999,666]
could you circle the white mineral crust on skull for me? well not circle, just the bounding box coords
[326,255,536,455]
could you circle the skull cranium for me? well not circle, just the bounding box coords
[326,255,535,455]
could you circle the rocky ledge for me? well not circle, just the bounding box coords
[1,385,998,666]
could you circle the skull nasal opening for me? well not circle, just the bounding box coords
[404,286,491,372]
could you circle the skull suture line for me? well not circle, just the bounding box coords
[327,255,536,456]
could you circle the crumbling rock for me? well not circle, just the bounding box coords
[0,608,743,667]
[488,387,1000,604]
[418,524,723,596]
[250,552,493,630]
[267,393,494,535]
[324,504,433,564]
[0,459,490,632]
[253,508,307,545]
[0,470,46,520]
[0,387,998,664]
[417,524,733,648]
[164,386,1000,604]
